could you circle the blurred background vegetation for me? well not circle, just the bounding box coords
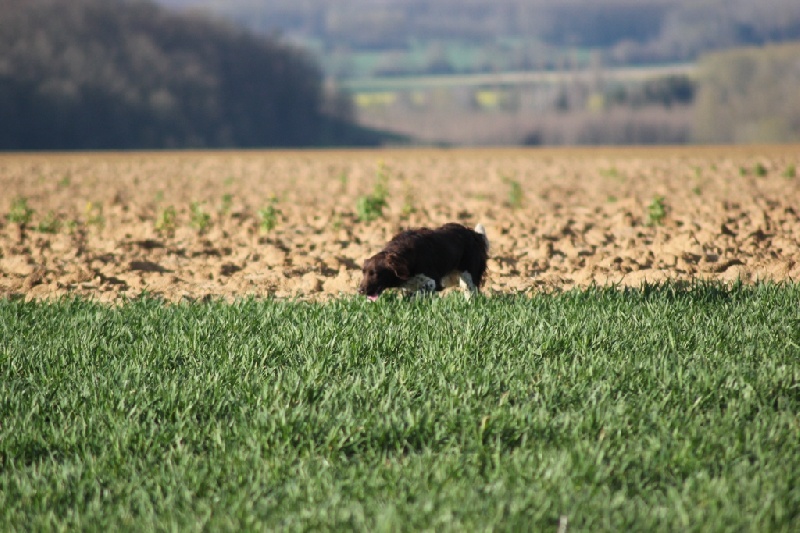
[0,0,393,149]
[2,0,800,148]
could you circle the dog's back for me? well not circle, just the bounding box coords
[401,222,488,288]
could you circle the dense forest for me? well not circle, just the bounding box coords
[159,0,800,71]
[0,0,387,150]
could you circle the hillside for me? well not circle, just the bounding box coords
[157,0,800,75]
[0,0,391,150]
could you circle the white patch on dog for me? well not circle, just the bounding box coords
[439,270,478,299]
[459,272,477,291]
[401,274,436,296]
[459,272,478,299]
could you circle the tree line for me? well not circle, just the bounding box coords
[0,0,389,150]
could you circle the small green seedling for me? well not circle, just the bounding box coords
[219,193,234,215]
[600,166,621,179]
[648,195,667,226]
[258,197,281,233]
[85,202,105,230]
[9,197,34,225]
[401,183,416,218]
[156,205,177,236]
[65,219,80,234]
[338,172,349,193]
[37,211,61,234]
[503,177,524,209]
[754,162,768,177]
[356,194,387,222]
[356,164,389,222]
[783,164,796,179]
[190,201,211,233]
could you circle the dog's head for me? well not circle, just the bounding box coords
[358,252,410,301]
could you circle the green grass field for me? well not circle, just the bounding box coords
[2,283,799,531]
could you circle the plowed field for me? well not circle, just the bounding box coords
[2,146,799,302]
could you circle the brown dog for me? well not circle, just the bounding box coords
[358,223,489,300]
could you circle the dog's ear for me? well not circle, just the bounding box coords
[385,252,410,280]
[361,256,375,272]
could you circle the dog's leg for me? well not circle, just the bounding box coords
[459,271,478,299]
[401,274,436,298]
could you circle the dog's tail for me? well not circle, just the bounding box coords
[474,223,490,252]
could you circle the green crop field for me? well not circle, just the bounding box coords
[341,63,695,93]
[2,283,799,531]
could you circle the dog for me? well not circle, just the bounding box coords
[358,222,489,301]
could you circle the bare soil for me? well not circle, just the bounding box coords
[1,146,799,302]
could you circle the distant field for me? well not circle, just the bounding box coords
[2,283,799,530]
[341,64,697,144]
[341,63,696,93]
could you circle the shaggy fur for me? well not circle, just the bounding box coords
[358,222,489,300]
